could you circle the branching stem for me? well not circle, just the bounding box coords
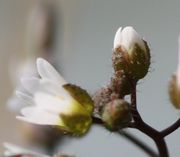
[130,83,170,157]
[92,81,179,157]
[118,130,158,157]
[160,118,180,138]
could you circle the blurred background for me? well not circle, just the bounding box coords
[0,0,179,157]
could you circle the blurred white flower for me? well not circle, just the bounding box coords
[3,143,49,157]
[16,58,93,135]
[114,26,146,52]
[7,57,37,112]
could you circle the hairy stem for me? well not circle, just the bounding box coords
[92,80,179,157]
[131,82,137,110]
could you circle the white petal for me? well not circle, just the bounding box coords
[34,92,72,114]
[37,58,67,85]
[4,143,31,156]
[7,96,28,112]
[16,91,34,105]
[21,77,40,94]
[121,26,145,51]
[114,27,122,49]
[21,77,69,98]
[3,143,50,157]
[18,107,62,125]
[4,143,29,156]
[39,79,70,98]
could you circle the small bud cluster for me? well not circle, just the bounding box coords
[93,86,132,130]
[93,26,151,130]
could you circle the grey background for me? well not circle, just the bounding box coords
[0,0,179,157]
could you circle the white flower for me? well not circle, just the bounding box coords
[3,142,49,157]
[114,26,146,52]
[16,58,93,135]
[7,57,37,112]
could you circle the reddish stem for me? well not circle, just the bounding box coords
[130,84,169,157]
[160,118,180,138]
[92,116,158,157]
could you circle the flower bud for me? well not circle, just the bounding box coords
[169,74,180,109]
[112,26,150,81]
[168,36,180,109]
[101,99,132,131]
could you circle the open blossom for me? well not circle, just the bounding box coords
[112,26,150,80]
[16,58,94,135]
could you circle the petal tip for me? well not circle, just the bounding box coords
[36,57,45,65]
[114,27,122,49]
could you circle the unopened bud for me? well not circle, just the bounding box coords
[101,99,132,131]
[112,26,150,81]
[169,36,180,109]
[169,74,180,109]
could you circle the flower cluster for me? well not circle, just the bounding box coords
[13,26,179,137]
[94,26,151,130]
[2,24,180,157]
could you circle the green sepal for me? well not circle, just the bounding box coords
[128,42,150,80]
[63,84,94,114]
[112,41,150,81]
[60,113,92,136]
